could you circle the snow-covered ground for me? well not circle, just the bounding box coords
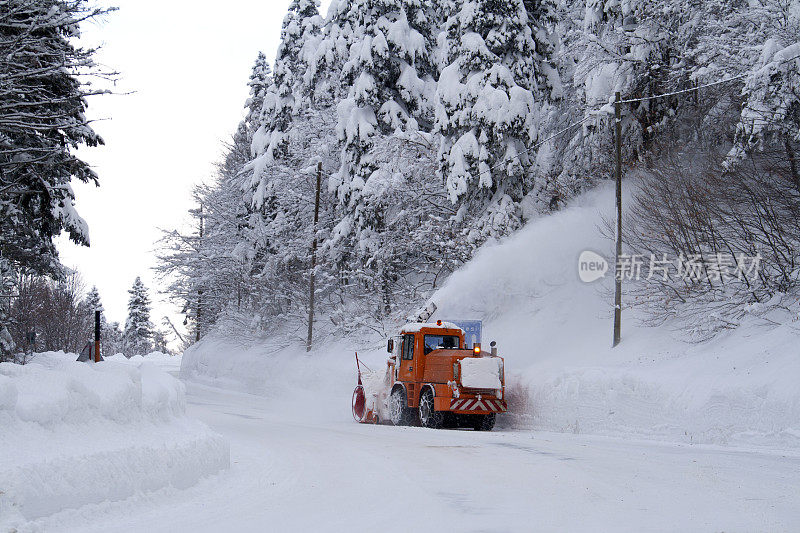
[16,379,800,532]
[103,351,183,374]
[6,340,799,531]
[0,352,228,529]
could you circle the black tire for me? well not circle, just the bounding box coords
[389,387,414,426]
[473,413,496,431]
[418,388,444,429]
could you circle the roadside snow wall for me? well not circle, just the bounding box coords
[0,352,229,527]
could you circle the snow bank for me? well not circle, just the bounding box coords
[104,351,183,373]
[0,352,229,527]
[431,184,800,450]
[180,337,362,424]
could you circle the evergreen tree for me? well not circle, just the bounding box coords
[522,0,560,99]
[303,0,359,106]
[245,52,272,136]
[333,0,437,198]
[270,0,322,158]
[0,0,113,277]
[102,321,124,356]
[319,0,440,317]
[731,25,800,170]
[151,329,171,354]
[83,286,104,319]
[248,1,322,212]
[123,277,154,356]
[82,285,105,347]
[435,0,544,246]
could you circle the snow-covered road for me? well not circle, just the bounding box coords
[45,381,799,532]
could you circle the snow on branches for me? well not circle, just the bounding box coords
[159,0,800,341]
[435,0,548,245]
[0,0,115,278]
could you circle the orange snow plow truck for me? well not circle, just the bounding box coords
[352,320,506,431]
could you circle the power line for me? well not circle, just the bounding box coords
[474,52,800,179]
[619,73,748,104]
[620,53,800,105]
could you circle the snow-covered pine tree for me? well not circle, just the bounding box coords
[435,0,545,246]
[84,286,104,318]
[302,0,359,107]
[264,0,322,160]
[323,0,440,316]
[151,329,171,354]
[247,0,321,219]
[245,52,272,137]
[245,51,275,190]
[123,277,154,356]
[102,321,124,356]
[332,0,436,202]
[82,285,105,341]
[0,0,112,278]
[522,0,561,99]
[730,17,799,171]
[553,0,710,196]
[237,53,284,292]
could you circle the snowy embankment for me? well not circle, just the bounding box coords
[182,184,800,451]
[104,351,184,374]
[0,352,229,527]
[431,184,800,450]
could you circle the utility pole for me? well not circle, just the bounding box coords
[306,162,323,352]
[94,310,101,363]
[613,92,623,347]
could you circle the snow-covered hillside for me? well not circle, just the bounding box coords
[432,184,800,449]
[182,184,799,451]
[0,352,229,528]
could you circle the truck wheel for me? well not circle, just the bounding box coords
[389,387,413,426]
[473,413,496,431]
[418,388,444,429]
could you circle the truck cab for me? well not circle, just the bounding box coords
[386,321,506,430]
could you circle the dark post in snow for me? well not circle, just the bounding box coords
[94,310,101,363]
[613,91,623,347]
[307,161,323,353]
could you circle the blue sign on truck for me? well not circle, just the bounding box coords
[447,319,482,348]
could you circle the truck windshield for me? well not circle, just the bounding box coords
[424,335,460,354]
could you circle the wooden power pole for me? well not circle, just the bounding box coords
[94,310,101,362]
[306,162,323,352]
[613,92,623,347]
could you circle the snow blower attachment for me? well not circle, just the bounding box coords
[351,320,506,430]
[352,353,379,424]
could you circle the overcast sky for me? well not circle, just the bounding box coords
[56,0,332,341]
